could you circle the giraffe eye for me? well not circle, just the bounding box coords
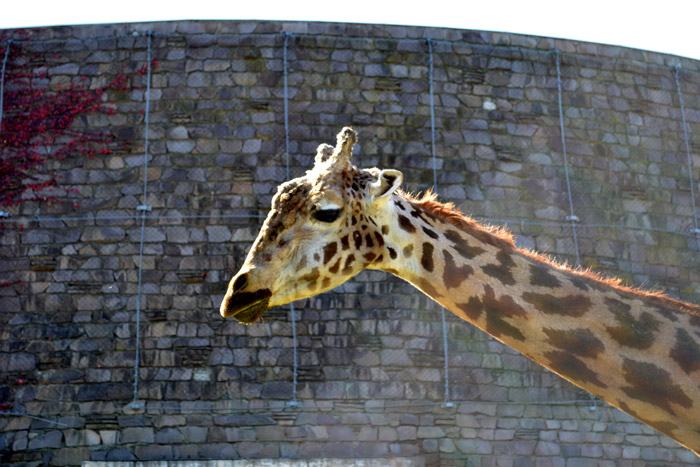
[312,208,341,223]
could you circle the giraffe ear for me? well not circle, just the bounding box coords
[370,169,403,201]
[314,144,335,167]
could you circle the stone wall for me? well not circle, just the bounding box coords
[1,20,699,465]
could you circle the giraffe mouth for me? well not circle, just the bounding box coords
[220,289,272,324]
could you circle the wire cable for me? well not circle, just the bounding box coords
[554,50,582,267]
[673,64,700,251]
[0,40,11,140]
[283,31,300,406]
[427,38,452,407]
[131,31,153,407]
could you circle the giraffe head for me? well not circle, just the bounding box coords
[220,127,403,323]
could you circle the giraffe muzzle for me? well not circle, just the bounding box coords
[219,287,272,323]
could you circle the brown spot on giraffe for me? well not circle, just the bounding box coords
[455,296,484,321]
[301,268,320,291]
[569,276,590,292]
[374,232,384,247]
[422,226,439,240]
[388,247,397,260]
[328,257,342,274]
[522,292,592,317]
[398,214,416,233]
[670,328,700,374]
[544,350,608,389]
[381,225,390,235]
[341,254,356,275]
[621,358,693,416]
[323,242,338,265]
[421,242,434,272]
[416,277,442,299]
[651,302,681,323]
[444,230,486,260]
[410,207,429,223]
[530,263,562,288]
[604,297,660,349]
[480,285,528,342]
[442,250,474,289]
[403,244,413,258]
[353,231,362,249]
[340,234,350,251]
[365,234,374,248]
[543,327,605,359]
[481,250,517,286]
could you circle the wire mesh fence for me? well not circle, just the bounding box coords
[0,21,699,464]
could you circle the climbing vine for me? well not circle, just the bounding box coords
[0,33,152,208]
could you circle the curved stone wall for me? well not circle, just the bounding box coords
[0,20,699,464]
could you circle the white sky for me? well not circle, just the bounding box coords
[2,0,699,61]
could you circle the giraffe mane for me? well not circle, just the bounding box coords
[400,189,700,316]
[400,188,516,249]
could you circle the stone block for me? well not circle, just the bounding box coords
[167,140,196,153]
[51,447,90,466]
[134,444,173,460]
[261,381,293,399]
[236,441,279,458]
[398,426,417,441]
[155,427,185,443]
[4,353,36,372]
[379,426,398,442]
[327,425,356,442]
[417,426,445,438]
[81,227,125,242]
[207,225,232,242]
[455,438,493,455]
[121,427,155,444]
[99,430,118,444]
[28,430,62,450]
[64,429,100,446]
[212,414,276,426]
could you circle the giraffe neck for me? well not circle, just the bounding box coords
[375,193,700,454]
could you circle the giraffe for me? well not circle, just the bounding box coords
[220,127,700,456]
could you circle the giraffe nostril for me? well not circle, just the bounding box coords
[232,273,248,293]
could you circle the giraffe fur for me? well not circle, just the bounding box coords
[220,127,700,456]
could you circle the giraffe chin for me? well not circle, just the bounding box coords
[220,289,272,324]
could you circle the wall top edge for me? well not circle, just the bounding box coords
[1,19,698,70]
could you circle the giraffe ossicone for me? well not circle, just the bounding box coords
[221,127,700,456]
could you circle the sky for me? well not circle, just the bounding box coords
[2,0,699,61]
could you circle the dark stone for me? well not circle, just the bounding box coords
[261,381,293,399]
[322,442,355,457]
[104,448,137,461]
[76,383,131,402]
[28,430,63,450]
[118,415,149,427]
[561,444,581,457]
[212,414,276,426]
[200,443,238,458]
[155,428,185,444]
[134,444,173,460]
